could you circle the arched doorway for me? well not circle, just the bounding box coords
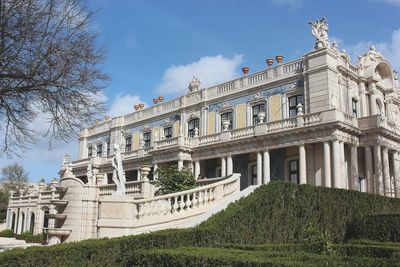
[11,212,16,232]
[30,213,35,233]
[20,212,25,233]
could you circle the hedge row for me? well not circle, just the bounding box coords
[0,229,45,244]
[200,181,400,243]
[346,213,400,242]
[1,181,400,266]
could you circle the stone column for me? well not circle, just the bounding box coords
[369,84,377,115]
[194,161,200,179]
[374,144,383,195]
[359,82,367,116]
[323,142,331,188]
[393,152,400,198]
[221,157,226,177]
[332,140,341,188]
[364,147,374,193]
[351,145,359,190]
[339,141,347,189]
[299,144,307,184]
[257,152,262,185]
[263,150,270,184]
[382,147,390,196]
[227,155,233,175]
[177,160,184,170]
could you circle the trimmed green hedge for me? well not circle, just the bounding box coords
[200,181,400,244]
[0,229,14,238]
[1,181,400,266]
[346,213,400,242]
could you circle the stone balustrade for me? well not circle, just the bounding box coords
[358,115,400,134]
[98,181,143,196]
[9,190,59,206]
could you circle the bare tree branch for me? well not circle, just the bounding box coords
[0,0,108,156]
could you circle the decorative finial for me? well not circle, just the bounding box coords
[188,76,201,93]
[309,17,330,49]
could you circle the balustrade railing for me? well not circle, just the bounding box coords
[282,60,303,74]
[99,181,144,196]
[198,133,221,145]
[267,117,297,132]
[217,82,235,94]
[231,126,255,139]
[131,174,240,222]
[248,71,267,85]
[303,112,322,126]
[157,137,179,149]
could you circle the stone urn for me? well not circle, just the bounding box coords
[138,103,145,110]
[50,179,59,190]
[158,96,165,102]
[27,187,35,196]
[134,104,139,111]
[222,120,231,131]
[257,112,266,124]
[241,66,250,75]
[296,103,303,115]
[140,166,152,181]
[18,189,25,196]
[275,55,283,64]
[266,58,274,67]
[194,127,199,137]
[153,98,159,104]
[38,181,46,191]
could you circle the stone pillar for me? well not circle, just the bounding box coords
[332,140,341,188]
[359,82,367,116]
[263,150,270,184]
[374,144,384,195]
[382,147,390,196]
[323,142,331,188]
[339,141,347,189]
[299,144,307,184]
[257,152,262,185]
[221,157,226,177]
[393,152,400,198]
[351,145,359,190]
[369,84,377,115]
[227,155,233,175]
[364,147,374,193]
[177,160,184,170]
[194,161,200,179]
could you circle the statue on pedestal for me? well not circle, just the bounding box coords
[309,18,330,49]
[111,144,126,195]
[86,162,94,185]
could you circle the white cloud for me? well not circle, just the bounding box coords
[342,28,400,71]
[371,0,400,6]
[156,54,243,95]
[108,94,147,117]
[272,0,304,8]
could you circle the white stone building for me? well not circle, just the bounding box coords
[6,19,400,244]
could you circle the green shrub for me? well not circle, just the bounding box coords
[152,165,196,195]
[15,232,46,244]
[0,229,14,238]
[334,243,400,259]
[346,213,400,242]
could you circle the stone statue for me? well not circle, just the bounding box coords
[64,162,75,177]
[188,76,201,93]
[309,18,330,49]
[86,162,94,185]
[111,144,126,195]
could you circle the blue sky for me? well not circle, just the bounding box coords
[2,0,400,183]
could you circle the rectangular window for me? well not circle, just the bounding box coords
[107,141,110,156]
[143,132,151,148]
[289,159,299,184]
[164,127,172,138]
[252,104,266,125]
[125,137,132,152]
[188,119,200,137]
[221,112,233,131]
[352,99,358,117]
[96,144,102,157]
[88,146,92,158]
[288,95,304,117]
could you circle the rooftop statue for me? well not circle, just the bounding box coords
[111,144,126,195]
[309,18,330,49]
[86,162,94,185]
[188,76,201,93]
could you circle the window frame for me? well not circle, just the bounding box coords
[125,136,132,152]
[289,159,299,184]
[352,98,358,117]
[164,126,173,139]
[252,103,266,125]
[220,111,233,131]
[188,118,200,137]
[96,144,103,157]
[288,95,304,117]
[88,146,93,158]
[143,131,151,148]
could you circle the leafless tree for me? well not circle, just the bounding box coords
[0,163,28,192]
[0,0,107,156]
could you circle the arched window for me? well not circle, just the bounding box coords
[43,210,49,228]
[11,212,16,232]
[164,127,173,138]
[188,118,199,137]
[30,213,35,233]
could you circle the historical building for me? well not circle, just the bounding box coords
[6,19,400,244]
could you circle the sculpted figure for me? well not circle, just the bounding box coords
[188,76,201,93]
[111,144,126,194]
[86,162,94,185]
[309,18,330,49]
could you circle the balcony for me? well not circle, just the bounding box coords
[358,115,400,135]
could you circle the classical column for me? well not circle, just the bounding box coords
[194,161,200,179]
[382,147,390,197]
[221,157,227,177]
[257,152,262,185]
[364,147,374,193]
[299,145,307,184]
[332,140,341,188]
[263,150,270,184]
[323,142,331,188]
[393,152,400,198]
[359,82,367,116]
[177,160,184,170]
[137,169,141,181]
[339,141,347,189]
[351,145,359,190]
[227,155,233,175]
[369,84,377,115]
[374,144,383,195]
